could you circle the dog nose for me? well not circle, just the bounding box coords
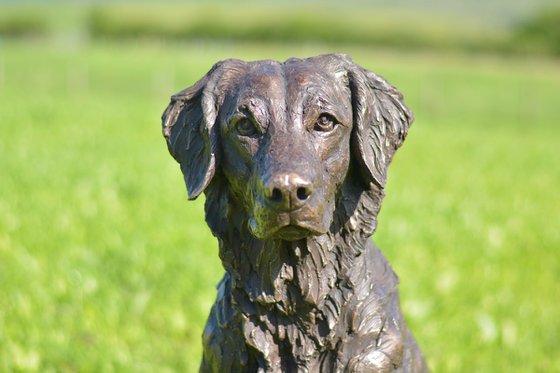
[265,173,313,210]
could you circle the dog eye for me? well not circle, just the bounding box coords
[314,114,338,132]
[236,117,258,137]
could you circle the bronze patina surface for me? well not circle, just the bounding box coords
[162,54,427,372]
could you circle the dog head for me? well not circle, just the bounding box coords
[162,54,412,241]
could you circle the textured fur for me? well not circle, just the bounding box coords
[162,54,427,372]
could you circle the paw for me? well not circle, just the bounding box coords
[348,350,393,373]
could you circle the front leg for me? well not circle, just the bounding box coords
[200,275,252,373]
[345,313,404,373]
[344,295,427,373]
[337,242,427,372]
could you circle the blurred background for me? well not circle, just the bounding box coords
[0,0,558,371]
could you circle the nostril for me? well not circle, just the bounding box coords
[296,187,311,201]
[270,188,283,202]
[265,174,312,208]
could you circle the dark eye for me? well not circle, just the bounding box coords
[236,117,258,137]
[314,114,338,132]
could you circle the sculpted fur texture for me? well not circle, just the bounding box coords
[162,54,428,372]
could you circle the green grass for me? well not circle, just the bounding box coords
[5,0,560,57]
[0,39,559,372]
[86,3,509,53]
[2,2,560,56]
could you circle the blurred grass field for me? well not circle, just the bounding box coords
[1,6,560,372]
[2,1,560,56]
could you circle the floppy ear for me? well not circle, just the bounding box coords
[161,61,228,200]
[348,64,414,189]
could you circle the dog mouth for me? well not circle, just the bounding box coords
[272,221,328,241]
[248,211,328,241]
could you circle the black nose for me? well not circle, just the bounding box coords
[265,173,313,210]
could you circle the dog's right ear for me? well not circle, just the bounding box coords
[162,61,233,200]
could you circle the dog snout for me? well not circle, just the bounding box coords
[265,173,313,211]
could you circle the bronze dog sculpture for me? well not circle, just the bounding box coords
[162,54,427,372]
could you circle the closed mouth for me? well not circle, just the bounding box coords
[271,215,328,241]
[273,225,313,241]
[249,203,329,240]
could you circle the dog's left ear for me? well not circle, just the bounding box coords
[347,63,414,189]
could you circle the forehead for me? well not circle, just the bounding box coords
[284,60,347,87]
[230,60,349,101]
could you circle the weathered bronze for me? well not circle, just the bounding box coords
[162,54,427,372]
